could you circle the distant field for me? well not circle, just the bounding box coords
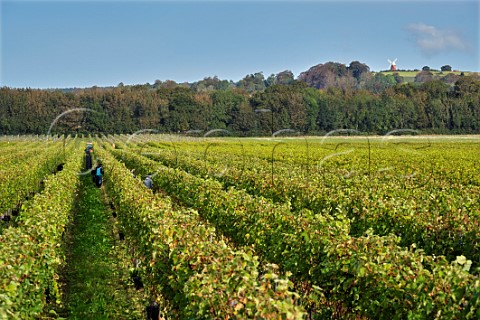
[380,70,471,77]
[378,70,475,83]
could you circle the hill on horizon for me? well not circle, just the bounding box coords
[32,61,478,92]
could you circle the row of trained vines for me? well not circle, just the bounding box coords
[0,138,73,217]
[110,135,479,319]
[126,139,480,272]
[96,141,306,318]
[0,135,478,319]
[0,142,82,318]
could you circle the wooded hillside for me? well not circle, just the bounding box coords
[1,61,479,135]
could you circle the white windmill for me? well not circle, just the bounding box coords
[388,58,397,71]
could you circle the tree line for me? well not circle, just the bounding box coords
[0,61,479,135]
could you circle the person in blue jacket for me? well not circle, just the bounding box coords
[93,163,104,187]
[144,174,153,189]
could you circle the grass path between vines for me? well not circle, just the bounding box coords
[60,174,146,319]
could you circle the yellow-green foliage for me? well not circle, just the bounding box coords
[116,135,480,319]
[0,145,82,319]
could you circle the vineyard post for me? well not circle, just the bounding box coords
[304,136,310,186]
[63,134,66,163]
[203,129,232,177]
[203,143,216,175]
[367,135,371,177]
[271,142,285,186]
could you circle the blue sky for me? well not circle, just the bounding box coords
[1,0,479,88]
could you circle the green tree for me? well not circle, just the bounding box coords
[276,70,295,85]
[415,71,434,83]
[209,90,247,130]
[441,65,452,72]
[393,73,404,84]
[365,73,396,93]
[237,72,266,93]
[348,61,370,81]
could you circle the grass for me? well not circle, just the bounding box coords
[379,70,475,83]
[59,174,147,319]
[380,70,472,76]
